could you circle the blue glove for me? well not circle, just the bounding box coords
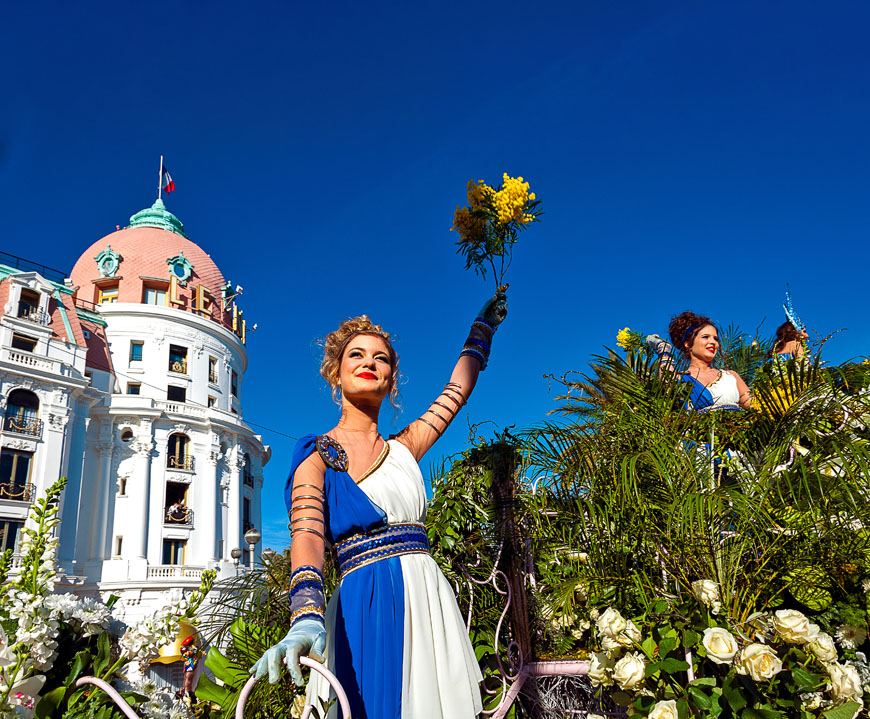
[250,619,327,686]
[479,290,508,327]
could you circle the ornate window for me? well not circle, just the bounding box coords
[4,389,40,437]
[243,453,254,487]
[98,285,119,304]
[0,520,23,552]
[169,345,188,374]
[162,539,186,565]
[231,370,239,398]
[208,356,218,384]
[11,334,37,353]
[17,289,46,325]
[166,252,193,284]
[94,246,122,278]
[143,287,166,306]
[0,450,33,501]
[129,341,144,362]
[167,433,193,471]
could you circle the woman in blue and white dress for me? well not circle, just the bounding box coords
[649,311,752,411]
[252,295,507,718]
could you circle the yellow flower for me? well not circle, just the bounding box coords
[616,327,631,349]
[494,173,533,224]
[451,206,486,242]
[467,179,494,210]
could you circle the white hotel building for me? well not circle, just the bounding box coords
[0,197,269,625]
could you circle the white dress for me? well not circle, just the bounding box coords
[706,370,741,408]
[305,438,483,718]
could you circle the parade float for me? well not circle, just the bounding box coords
[4,177,870,719]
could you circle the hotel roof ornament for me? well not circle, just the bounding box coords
[94,246,123,278]
[167,251,194,284]
[127,198,188,238]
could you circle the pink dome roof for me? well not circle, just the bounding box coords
[69,200,234,331]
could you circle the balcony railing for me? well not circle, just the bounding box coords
[167,455,194,471]
[165,506,194,526]
[147,565,205,580]
[208,369,219,384]
[0,483,35,502]
[17,306,50,326]
[3,414,43,438]
[168,358,188,374]
[243,470,254,488]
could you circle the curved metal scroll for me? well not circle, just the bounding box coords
[76,656,351,719]
[74,677,141,719]
[236,656,352,719]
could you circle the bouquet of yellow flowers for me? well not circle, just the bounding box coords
[616,326,646,353]
[451,173,542,290]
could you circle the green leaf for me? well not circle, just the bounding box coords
[683,629,701,648]
[659,636,678,657]
[661,657,690,673]
[722,675,747,712]
[688,686,712,710]
[94,631,111,677]
[645,661,661,677]
[194,673,234,707]
[641,636,657,658]
[204,646,249,688]
[822,701,862,719]
[690,677,717,687]
[34,687,66,719]
[64,649,92,686]
[676,697,689,719]
[791,664,821,690]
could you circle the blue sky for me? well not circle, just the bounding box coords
[3,1,870,551]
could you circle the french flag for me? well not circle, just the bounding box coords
[161,166,176,193]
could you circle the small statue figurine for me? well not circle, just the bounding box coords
[177,635,198,701]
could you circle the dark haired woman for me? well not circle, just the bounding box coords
[768,320,808,360]
[251,296,506,718]
[648,311,752,411]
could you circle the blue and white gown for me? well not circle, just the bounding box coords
[682,369,742,412]
[285,435,483,719]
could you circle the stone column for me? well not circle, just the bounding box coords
[88,439,114,561]
[128,425,154,560]
[226,446,242,559]
[194,449,220,563]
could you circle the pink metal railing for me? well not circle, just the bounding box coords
[75,656,351,719]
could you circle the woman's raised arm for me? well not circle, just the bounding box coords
[397,293,507,461]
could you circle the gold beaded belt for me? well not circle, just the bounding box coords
[335,522,430,579]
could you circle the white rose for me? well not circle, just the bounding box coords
[828,663,863,701]
[648,699,679,719]
[692,579,720,605]
[735,643,783,682]
[773,609,819,644]
[612,651,646,691]
[601,635,622,652]
[589,608,600,621]
[702,627,739,665]
[587,651,614,687]
[809,632,838,664]
[596,608,628,638]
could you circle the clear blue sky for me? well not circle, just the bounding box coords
[3,1,869,551]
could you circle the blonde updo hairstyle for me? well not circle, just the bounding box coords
[320,315,400,406]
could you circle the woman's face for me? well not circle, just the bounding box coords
[338,334,393,403]
[688,324,719,363]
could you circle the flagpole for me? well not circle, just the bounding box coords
[158,155,164,200]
